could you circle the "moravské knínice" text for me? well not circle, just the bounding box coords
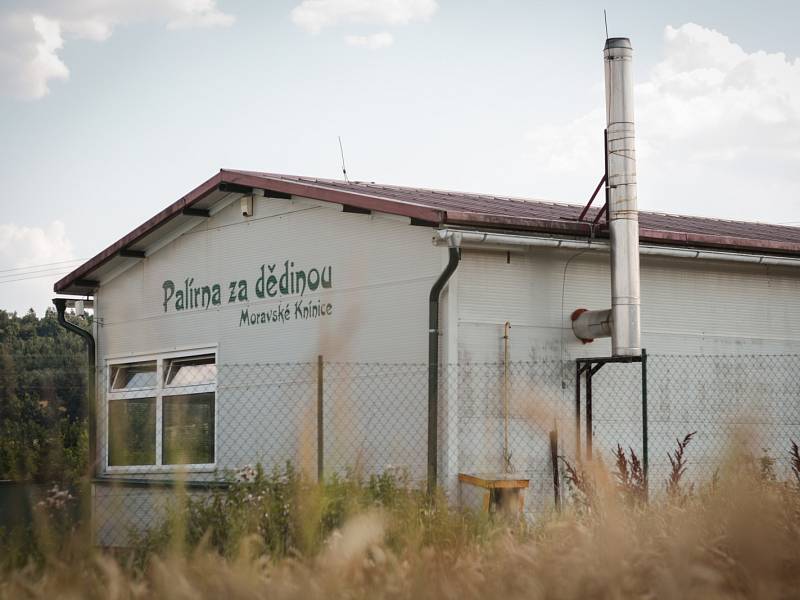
[238,299,333,328]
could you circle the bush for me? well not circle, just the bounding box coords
[127,464,495,567]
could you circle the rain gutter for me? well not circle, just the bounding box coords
[434,229,800,267]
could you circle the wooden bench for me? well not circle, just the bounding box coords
[458,473,530,515]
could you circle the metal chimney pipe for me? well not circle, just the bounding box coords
[605,37,641,357]
[571,37,641,357]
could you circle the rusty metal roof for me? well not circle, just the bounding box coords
[55,169,800,295]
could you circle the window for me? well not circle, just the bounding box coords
[111,362,156,390]
[164,355,216,387]
[163,393,215,464]
[106,351,216,470]
[108,397,156,466]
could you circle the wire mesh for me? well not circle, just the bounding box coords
[3,353,799,547]
[646,354,800,492]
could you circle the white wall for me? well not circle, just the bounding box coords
[93,207,800,522]
[98,197,441,364]
[94,195,443,484]
[454,246,800,511]
[457,247,800,363]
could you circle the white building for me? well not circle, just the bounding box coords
[53,37,800,544]
[54,169,800,540]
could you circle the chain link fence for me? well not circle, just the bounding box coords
[3,353,799,547]
[646,354,800,490]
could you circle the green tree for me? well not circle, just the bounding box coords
[0,308,89,482]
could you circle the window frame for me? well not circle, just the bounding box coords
[109,360,158,393]
[162,355,217,391]
[105,347,217,474]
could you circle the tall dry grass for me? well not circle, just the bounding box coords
[2,438,800,599]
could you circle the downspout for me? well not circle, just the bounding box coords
[427,245,461,495]
[53,298,97,478]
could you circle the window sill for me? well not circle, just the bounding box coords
[104,464,217,475]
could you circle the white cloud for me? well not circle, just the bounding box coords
[0,0,234,100]
[164,0,235,30]
[344,31,394,49]
[0,13,69,99]
[0,221,76,315]
[525,23,800,222]
[291,0,436,34]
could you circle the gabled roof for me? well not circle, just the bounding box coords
[55,169,800,295]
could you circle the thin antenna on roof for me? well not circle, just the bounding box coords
[604,9,609,39]
[338,136,350,183]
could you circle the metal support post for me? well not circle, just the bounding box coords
[641,348,648,499]
[550,428,561,512]
[586,366,593,461]
[575,362,582,460]
[317,355,324,482]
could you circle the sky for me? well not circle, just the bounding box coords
[1,0,799,314]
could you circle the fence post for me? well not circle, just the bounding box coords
[575,362,581,462]
[641,348,648,500]
[317,355,324,483]
[549,427,561,512]
[586,365,593,461]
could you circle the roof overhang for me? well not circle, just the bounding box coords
[54,170,448,295]
[55,169,800,296]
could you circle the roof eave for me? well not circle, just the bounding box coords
[444,212,800,257]
[54,171,224,295]
[221,170,443,223]
[54,170,446,295]
[55,172,800,296]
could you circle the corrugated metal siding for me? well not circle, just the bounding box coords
[457,248,800,360]
[455,247,800,511]
[457,248,613,362]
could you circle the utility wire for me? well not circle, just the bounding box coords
[0,258,84,275]
[0,270,73,285]
[0,263,82,280]
[0,264,79,279]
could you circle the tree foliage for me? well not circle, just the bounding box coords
[0,308,89,482]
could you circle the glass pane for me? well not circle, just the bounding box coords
[111,362,157,390]
[164,355,216,387]
[108,397,156,466]
[162,393,215,465]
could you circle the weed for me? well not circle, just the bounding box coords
[666,431,696,502]
[560,457,595,513]
[790,440,800,488]
[124,463,494,568]
[612,445,646,506]
[4,439,800,599]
